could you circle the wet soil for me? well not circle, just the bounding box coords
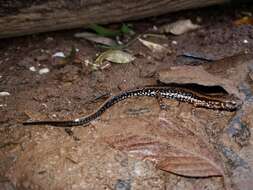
[0,4,253,190]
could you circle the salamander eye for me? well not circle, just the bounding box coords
[224,99,242,110]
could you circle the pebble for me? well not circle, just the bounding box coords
[115,179,131,190]
[243,39,249,44]
[84,59,91,66]
[39,68,50,75]
[29,66,36,72]
[152,25,158,31]
[0,92,10,96]
[45,37,54,43]
[52,52,65,58]
[172,40,178,45]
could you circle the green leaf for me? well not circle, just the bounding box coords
[120,23,132,34]
[88,24,121,37]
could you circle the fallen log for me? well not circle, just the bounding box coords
[0,0,227,38]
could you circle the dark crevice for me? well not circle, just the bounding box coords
[156,80,228,94]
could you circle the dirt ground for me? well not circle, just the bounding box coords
[0,4,253,190]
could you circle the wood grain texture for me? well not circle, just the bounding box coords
[0,0,228,38]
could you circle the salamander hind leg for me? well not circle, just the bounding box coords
[64,128,80,141]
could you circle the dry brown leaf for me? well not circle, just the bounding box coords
[159,53,253,97]
[138,38,167,53]
[160,19,200,35]
[159,65,240,96]
[95,50,135,65]
[74,32,117,46]
[234,16,253,26]
[97,115,225,178]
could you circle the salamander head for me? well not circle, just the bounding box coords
[221,94,243,111]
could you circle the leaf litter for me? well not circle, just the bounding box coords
[92,49,135,70]
[88,23,134,37]
[90,53,253,190]
[138,38,168,53]
[75,24,135,49]
[99,117,224,177]
[75,32,118,47]
[159,19,201,35]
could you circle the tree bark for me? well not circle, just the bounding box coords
[0,0,228,38]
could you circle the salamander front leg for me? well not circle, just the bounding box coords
[156,93,170,111]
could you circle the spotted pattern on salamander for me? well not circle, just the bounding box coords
[23,86,242,127]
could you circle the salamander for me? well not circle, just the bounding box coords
[23,86,242,127]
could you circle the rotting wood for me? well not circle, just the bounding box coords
[0,0,228,38]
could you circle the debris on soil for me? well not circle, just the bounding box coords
[227,122,251,147]
[38,68,50,75]
[29,66,36,72]
[179,52,214,62]
[1,4,253,190]
[94,49,135,70]
[52,52,65,58]
[0,92,10,96]
[75,32,118,47]
[234,16,253,26]
[159,19,201,35]
[171,40,178,45]
[52,47,78,67]
[138,38,168,53]
[75,24,135,49]
[102,117,225,177]
[88,23,134,37]
[159,53,253,97]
